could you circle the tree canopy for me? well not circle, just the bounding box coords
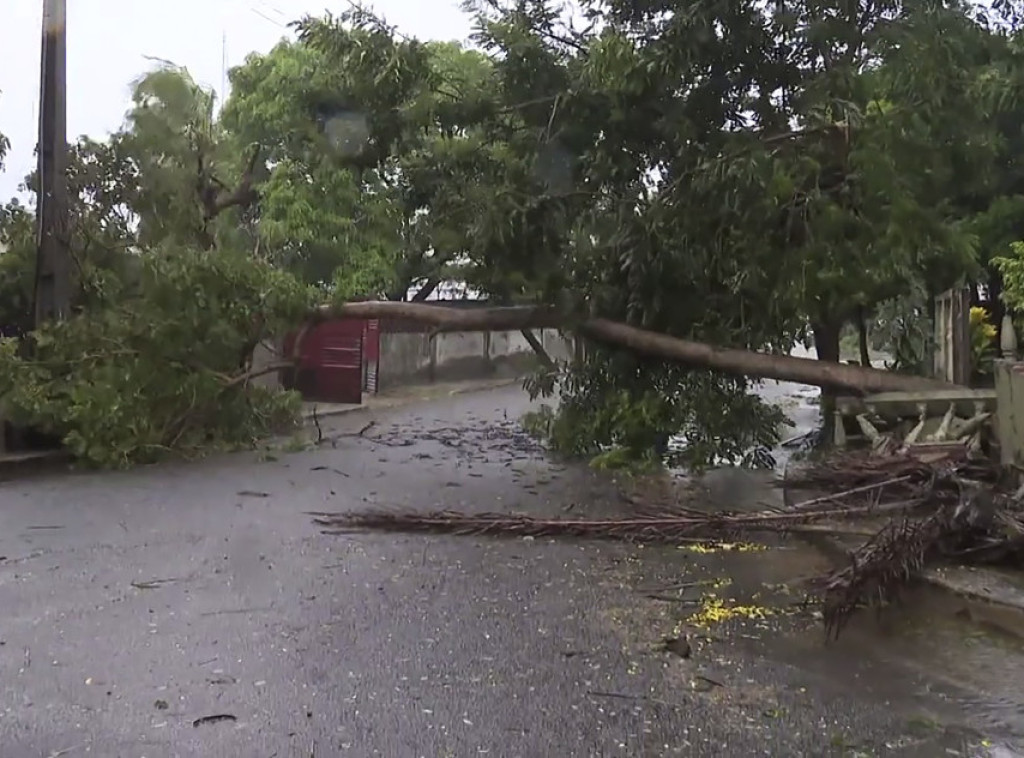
[4,1,1024,467]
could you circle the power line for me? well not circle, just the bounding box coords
[250,5,286,28]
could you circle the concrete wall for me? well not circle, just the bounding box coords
[250,327,576,395]
[437,331,488,367]
[540,330,575,362]
[250,339,286,390]
[378,332,436,385]
[378,328,572,390]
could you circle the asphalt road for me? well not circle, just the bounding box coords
[0,386,1020,758]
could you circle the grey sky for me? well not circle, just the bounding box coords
[0,0,473,200]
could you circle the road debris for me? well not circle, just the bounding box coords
[310,465,349,477]
[657,636,692,658]
[130,576,190,590]
[311,416,1024,639]
[192,713,237,728]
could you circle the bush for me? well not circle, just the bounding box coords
[969,306,997,376]
[0,246,319,467]
[522,349,786,471]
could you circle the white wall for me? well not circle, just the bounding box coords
[379,328,572,389]
[435,331,487,364]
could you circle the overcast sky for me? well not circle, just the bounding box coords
[0,0,473,200]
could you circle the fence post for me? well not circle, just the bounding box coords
[994,360,1024,469]
[1001,313,1018,360]
[933,286,972,384]
[951,288,971,385]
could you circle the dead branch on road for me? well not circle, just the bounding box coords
[310,505,908,547]
[309,494,923,542]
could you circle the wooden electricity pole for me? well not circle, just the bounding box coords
[33,0,70,328]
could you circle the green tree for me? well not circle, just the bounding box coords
[219,37,401,295]
[121,65,262,251]
[0,116,30,332]
[863,10,1024,368]
[7,2,1016,470]
[453,0,1007,465]
[0,199,35,332]
[221,19,499,300]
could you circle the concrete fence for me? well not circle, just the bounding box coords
[377,328,573,390]
[248,328,575,396]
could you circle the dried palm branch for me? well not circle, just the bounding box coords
[812,476,1008,639]
[783,452,942,491]
[309,495,920,544]
[813,512,950,641]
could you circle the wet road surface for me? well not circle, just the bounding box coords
[1,386,1022,757]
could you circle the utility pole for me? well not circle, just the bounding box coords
[33,0,70,328]
[221,31,228,105]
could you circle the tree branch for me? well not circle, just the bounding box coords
[202,145,262,221]
[411,277,441,302]
[219,360,296,388]
[520,328,556,369]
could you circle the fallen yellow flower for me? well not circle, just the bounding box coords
[681,542,766,554]
[689,596,776,628]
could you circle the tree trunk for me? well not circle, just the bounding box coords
[855,306,871,368]
[317,302,954,395]
[925,281,938,377]
[812,320,841,365]
[811,318,843,441]
[987,264,1005,348]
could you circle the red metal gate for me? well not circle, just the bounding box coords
[287,319,365,404]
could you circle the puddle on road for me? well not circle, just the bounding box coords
[767,585,1024,748]
[608,472,1024,757]
[594,380,1024,754]
[655,540,1024,756]
[600,535,1023,755]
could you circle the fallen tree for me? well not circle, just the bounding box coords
[317,301,955,396]
[0,247,315,467]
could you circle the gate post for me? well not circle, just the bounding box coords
[933,286,971,384]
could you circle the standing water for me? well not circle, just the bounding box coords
[667,345,1024,755]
